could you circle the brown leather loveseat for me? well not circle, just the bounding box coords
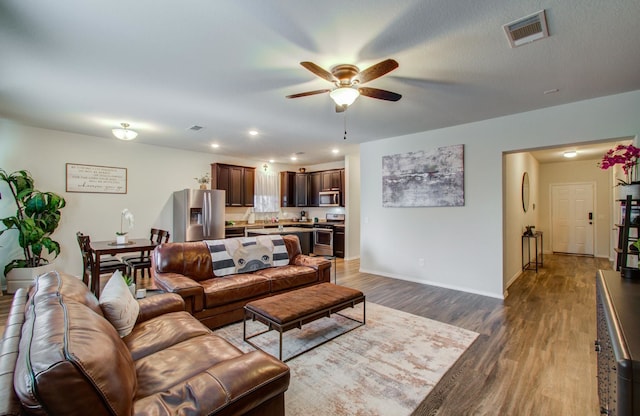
[152,234,331,329]
[0,271,290,416]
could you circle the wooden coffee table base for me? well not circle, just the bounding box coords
[243,283,365,362]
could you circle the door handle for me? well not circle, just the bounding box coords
[589,212,593,225]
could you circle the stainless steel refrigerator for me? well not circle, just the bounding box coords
[173,189,225,242]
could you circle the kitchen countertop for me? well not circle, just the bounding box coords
[226,220,317,229]
[246,227,315,235]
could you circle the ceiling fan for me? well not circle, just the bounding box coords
[286,59,402,112]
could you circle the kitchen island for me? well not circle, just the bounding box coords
[246,227,314,255]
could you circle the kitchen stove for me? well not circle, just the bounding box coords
[313,213,345,256]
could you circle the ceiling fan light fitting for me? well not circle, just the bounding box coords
[112,122,138,140]
[330,87,360,107]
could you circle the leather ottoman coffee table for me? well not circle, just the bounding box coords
[243,283,365,361]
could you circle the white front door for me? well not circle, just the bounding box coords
[551,183,594,255]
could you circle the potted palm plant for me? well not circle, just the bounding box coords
[0,169,66,293]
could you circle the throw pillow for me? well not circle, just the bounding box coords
[99,270,139,337]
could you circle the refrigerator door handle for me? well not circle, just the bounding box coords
[203,191,210,238]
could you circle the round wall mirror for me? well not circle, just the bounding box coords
[522,172,530,212]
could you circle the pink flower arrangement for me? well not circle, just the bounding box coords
[599,144,640,185]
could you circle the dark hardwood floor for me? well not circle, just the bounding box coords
[1,254,610,415]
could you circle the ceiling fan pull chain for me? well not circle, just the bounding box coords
[344,111,347,140]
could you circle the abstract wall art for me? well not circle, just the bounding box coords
[382,144,464,207]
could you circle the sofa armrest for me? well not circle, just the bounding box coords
[0,289,28,416]
[136,293,185,324]
[133,350,289,416]
[153,273,205,313]
[292,254,331,269]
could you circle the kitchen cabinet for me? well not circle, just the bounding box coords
[295,173,309,206]
[322,170,342,191]
[280,168,345,207]
[211,163,255,207]
[280,171,296,207]
[309,172,322,207]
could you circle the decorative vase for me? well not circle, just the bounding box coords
[199,183,207,190]
[6,263,56,294]
[617,184,640,200]
[116,234,128,245]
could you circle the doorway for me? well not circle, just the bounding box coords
[550,183,595,255]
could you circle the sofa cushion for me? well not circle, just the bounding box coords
[254,265,319,292]
[134,334,243,398]
[153,241,215,282]
[124,310,211,361]
[99,270,140,337]
[201,273,271,308]
[133,350,290,416]
[206,236,289,277]
[14,271,137,416]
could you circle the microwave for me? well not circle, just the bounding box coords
[319,191,340,207]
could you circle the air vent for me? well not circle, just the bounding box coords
[188,125,204,131]
[503,10,549,48]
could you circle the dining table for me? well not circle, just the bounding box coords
[89,238,159,297]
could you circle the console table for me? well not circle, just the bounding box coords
[522,231,543,272]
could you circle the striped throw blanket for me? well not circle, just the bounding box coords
[204,235,289,277]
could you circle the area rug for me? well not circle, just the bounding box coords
[214,302,478,416]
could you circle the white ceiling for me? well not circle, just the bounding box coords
[1,0,639,166]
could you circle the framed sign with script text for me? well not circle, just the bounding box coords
[66,163,127,194]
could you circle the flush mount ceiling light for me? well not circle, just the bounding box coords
[112,123,138,141]
[564,151,577,158]
[329,87,360,107]
[249,130,259,136]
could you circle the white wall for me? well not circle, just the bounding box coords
[360,90,640,299]
[0,120,348,286]
[345,153,361,260]
[503,152,539,291]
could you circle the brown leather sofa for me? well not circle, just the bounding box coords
[152,234,331,329]
[0,271,290,416]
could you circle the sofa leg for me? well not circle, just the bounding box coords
[242,393,285,416]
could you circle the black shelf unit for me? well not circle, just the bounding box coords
[616,195,640,271]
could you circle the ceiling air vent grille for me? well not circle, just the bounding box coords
[503,10,549,48]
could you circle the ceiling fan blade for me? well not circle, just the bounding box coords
[300,62,337,83]
[357,59,399,84]
[286,89,331,99]
[359,87,402,101]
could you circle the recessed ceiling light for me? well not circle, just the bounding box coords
[249,130,259,136]
[269,159,275,163]
[564,151,577,158]
[332,148,339,154]
[291,156,297,161]
[211,143,220,148]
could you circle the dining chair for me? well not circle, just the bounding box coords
[123,228,170,281]
[76,232,128,286]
